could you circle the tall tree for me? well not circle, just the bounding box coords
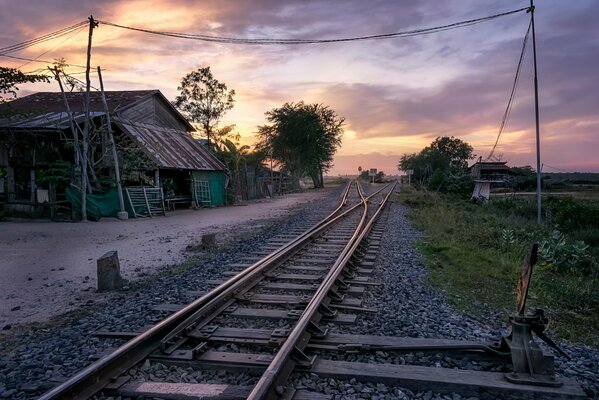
[173,66,235,144]
[0,67,49,105]
[398,136,474,188]
[256,101,344,188]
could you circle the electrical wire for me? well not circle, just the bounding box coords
[0,54,88,69]
[17,25,87,69]
[486,20,532,160]
[98,7,529,45]
[0,21,87,54]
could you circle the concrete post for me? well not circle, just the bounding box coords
[97,250,122,291]
[201,233,216,250]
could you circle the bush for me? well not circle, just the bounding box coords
[546,196,599,232]
[538,230,592,275]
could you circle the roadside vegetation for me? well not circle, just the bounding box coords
[396,137,599,347]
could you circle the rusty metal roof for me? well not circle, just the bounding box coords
[116,120,225,171]
[0,111,102,130]
[0,90,193,130]
[1,90,157,114]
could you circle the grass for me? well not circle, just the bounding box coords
[399,187,599,348]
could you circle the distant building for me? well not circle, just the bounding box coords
[469,159,510,200]
[0,90,226,218]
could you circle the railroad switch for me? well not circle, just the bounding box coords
[492,308,564,387]
[491,243,569,387]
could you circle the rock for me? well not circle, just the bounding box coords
[10,306,20,311]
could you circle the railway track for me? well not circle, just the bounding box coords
[38,181,395,399]
[38,181,586,400]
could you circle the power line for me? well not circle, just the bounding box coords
[486,20,532,160]
[98,7,529,45]
[0,21,87,54]
[0,53,88,69]
[17,25,87,69]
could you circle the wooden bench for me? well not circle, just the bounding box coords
[165,196,192,211]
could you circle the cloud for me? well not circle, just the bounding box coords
[1,0,598,173]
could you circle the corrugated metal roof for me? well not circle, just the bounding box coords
[0,90,193,131]
[0,111,103,129]
[117,121,225,171]
[1,90,157,114]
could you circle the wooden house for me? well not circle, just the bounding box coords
[0,90,226,218]
[470,159,510,200]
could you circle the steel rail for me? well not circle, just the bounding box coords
[248,182,397,399]
[37,182,377,399]
[158,182,388,348]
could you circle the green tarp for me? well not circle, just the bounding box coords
[65,187,128,221]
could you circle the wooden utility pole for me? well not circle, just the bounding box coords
[81,15,98,222]
[97,66,128,220]
[50,67,83,169]
[529,0,542,224]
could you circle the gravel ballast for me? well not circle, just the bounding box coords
[0,187,343,399]
[1,188,597,399]
[296,200,599,399]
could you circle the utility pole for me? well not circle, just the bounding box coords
[81,15,98,222]
[529,0,542,224]
[97,66,128,220]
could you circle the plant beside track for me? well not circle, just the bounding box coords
[398,187,599,348]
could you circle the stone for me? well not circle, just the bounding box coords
[201,233,217,249]
[97,250,122,292]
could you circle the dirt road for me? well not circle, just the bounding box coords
[0,189,330,327]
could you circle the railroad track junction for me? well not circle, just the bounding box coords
[37,182,585,399]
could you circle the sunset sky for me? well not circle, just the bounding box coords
[1,0,597,175]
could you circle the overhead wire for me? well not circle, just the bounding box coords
[17,25,87,69]
[97,7,529,45]
[0,21,87,54]
[486,20,532,160]
[0,53,89,69]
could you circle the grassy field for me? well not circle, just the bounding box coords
[399,187,599,347]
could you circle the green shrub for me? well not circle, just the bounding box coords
[538,230,592,275]
[546,196,599,231]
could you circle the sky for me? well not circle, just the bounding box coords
[1,0,598,175]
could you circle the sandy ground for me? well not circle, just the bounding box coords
[0,189,330,328]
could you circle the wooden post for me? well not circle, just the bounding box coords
[97,66,127,220]
[154,169,160,188]
[6,165,14,201]
[30,168,36,203]
[81,15,98,222]
[50,67,83,174]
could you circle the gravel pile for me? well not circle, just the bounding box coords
[0,187,342,399]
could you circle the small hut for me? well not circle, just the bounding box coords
[0,90,226,218]
[470,159,510,200]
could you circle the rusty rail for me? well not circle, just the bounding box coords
[38,181,387,399]
[248,181,397,399]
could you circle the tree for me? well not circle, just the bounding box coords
[256,101,344,188]
[398,136,474,187]
[0,67,49,104]
[173,66,235,144]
